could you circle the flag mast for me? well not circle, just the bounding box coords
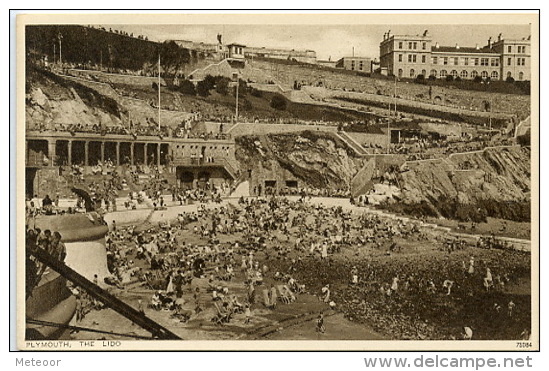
[158,53,161,131]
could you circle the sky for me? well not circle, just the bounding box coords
[103,24,531,61]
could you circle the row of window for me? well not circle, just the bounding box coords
[349,60,365,71]
[398,41,427,50]
[508,45,527,53]
[175,145,232,150]
[397,55,528,68]
[397,68,525,80]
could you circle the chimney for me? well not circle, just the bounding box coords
[498,33,502,41]
[475,44,480,50]
[435,42,439,49]
[488,37,492,48]
[455,43,460,49]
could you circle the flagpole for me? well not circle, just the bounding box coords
[158,53,161,131]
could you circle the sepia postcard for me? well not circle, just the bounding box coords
[15,11,539,351]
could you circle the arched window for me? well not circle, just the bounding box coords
[440,70,447,77]
[519,72,524,80]
[430,69,437,77]
[507,71,512,78]
[398,69,403,78]
[460,70,468,79]
[421,69,426,77]
[409,69,415,78]
[481,71,489,79]
[491,71,499,80]
[451,70,458,78]
[471,71,478,78]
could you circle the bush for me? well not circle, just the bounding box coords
[180,79,196,95]
[415,74,426,84]
[445,75,454,82]
[270,94,287,110]
[250,88,262,97]
[428,75,436,81]
[196,80,210,97]
[152,82,159,91]
[506,76,515,83]
[473,76,483,83]
[203,75,217,91]
[454,76,462,82]
[215,77,229,95]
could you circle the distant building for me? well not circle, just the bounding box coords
[335,57,372,73]
[316,59,338,68]
[245,46,316,64]
[379,30,530,81]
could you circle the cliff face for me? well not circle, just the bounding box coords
[395,146,531,221]
[26,67,123,129]
[236,131,364,190]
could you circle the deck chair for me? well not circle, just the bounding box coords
[276,285,291,304]
[282,285,297,302]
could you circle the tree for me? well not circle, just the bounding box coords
[196,80,210,97]
[180,79,196,95]
[203,75,217,91]
[215,77,230,95]
[270,94,287,110]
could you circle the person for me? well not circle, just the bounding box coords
[244,304,252,324]
[468,256,475,274]
[508,301,515,318]
[484,268,493,291]
[321,284,330,303]
[443,280,454,296]
[463,326,473,340]
[316,312,325,333]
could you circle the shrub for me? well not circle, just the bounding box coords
[180,79,196,95]
[473,76,483,83]
[250,88,262,97]
[215,77,229,95]
[445,75,454,82]
[506,76,515,83]
[196,80,210,97]
[270,94,287,110]
[428,75,436,81]
[203,75,217,90]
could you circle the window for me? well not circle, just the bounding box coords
[517,57,526,66]
[471,71,478,78]
[422,42,426,50]
[408,42,413,49]
[507,57,512,66]
[443,57,448,65]
[399,54,403,62]
[421,55,426,63]
[398,41,403,49]
[430,69,437,77]
[359,61,363,70]
[408,54,412,62]
[432,56,438,64]
[507,72,512,78]
[464,58,469,66]
[351,61,355,70]
[519,72,524,80]
[460,70,468,79]
[481,71,489,79]
[518,46,526,53]
[413,42,417,49]
[480,58,489,66]
[440,70,447,77]
[454,57,459,65]
[491,58,499,67]
[398,69,403,78]
[451,70,458,78]
[491,71,499,79]
[508,45,512,53]
[421,69,426,76]
[410,69,415,78]
[474,58,479,66]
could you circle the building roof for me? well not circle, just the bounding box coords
[227,43,246,47]
[432,46,498,54]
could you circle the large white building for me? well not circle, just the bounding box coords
[379,30,531,81]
